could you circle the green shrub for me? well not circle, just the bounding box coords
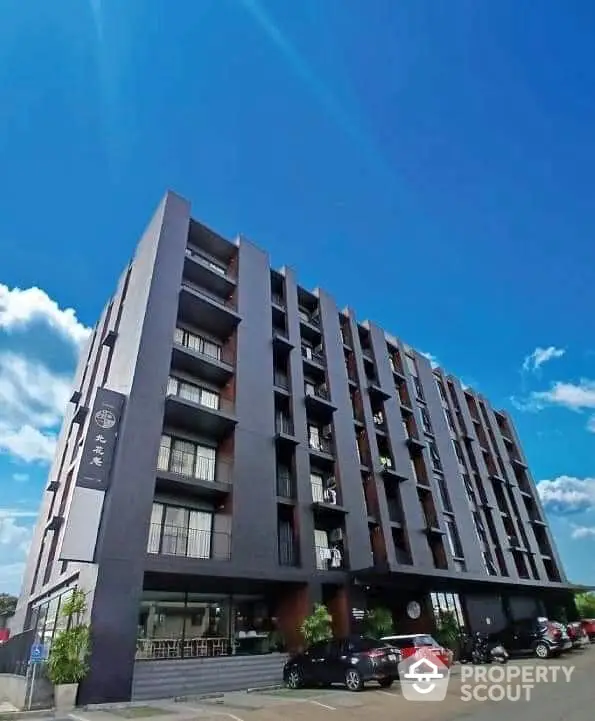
[46,589,91,685]
[300,603,333,645]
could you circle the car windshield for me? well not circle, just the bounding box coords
[414,635,438,646]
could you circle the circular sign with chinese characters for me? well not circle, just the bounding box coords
[94,409,116,429]
[406,601,422,620]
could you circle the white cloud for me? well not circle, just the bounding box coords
[420,351,439,369]
[588,416,595,434]
[0,353,73,463]
[532,379,595,410]
[522,346,565,372]
[571,525,595,540]
[0,562,25,592]
[11,473,29,482]
[537,476,595,514]
[0,509,34,560]
[0,425,57,463]
[0,284,90,347]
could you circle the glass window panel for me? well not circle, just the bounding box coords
[310,473,324,502]
[187,511,212,559]
[200,389,220,409]
[195,445,216,480]
[148,504,164,553]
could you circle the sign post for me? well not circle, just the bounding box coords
[27,643,46,710]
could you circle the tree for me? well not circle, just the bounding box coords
[0,594,17,617]
[575,592,595,618]
[300,603,333,645]
[434,610,460,650]
[363,607,394,638]
[47,589,91,686]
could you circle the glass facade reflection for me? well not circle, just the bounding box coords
[136,591,280,659]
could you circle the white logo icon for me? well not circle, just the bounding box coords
[399,649,450,701]
[94,409,116,430]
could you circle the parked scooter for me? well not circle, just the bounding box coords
[459,631,509,664]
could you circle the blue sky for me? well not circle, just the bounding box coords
[1,0,595,594]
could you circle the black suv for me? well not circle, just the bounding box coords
[494,618,572,659]
[283,636,401,691]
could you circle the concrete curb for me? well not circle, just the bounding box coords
[246,685,284,694]
[0,711,55,720]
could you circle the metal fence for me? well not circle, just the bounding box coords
[0,628,35,675]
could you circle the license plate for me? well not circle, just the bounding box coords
[387,653,397,662]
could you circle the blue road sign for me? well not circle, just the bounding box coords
[29,643,46,663]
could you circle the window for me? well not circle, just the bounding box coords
[174,327,221,360]
[445,520,464,558]
[405,354,417,376]
[436,475,453,512]
[452,439,465,465]
[413,376,424,401]
[310,473,324,503]
[149,503,213,559]
[314,529,329,570]
[429,442,442,471]
[444,407,456,433]
[420,407,433,434]
[159,435,217,481]
[436,378,447,404]
[167,377,220,409]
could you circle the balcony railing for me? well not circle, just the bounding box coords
[302,345,325,365]
[298,309,321,327]
[309,436,333,454]
[278,540,299,567]
[182,280,236,309]
[275,415,295,436]
[305,383,330,401]
[315,544,344,570]
[157,446,232,485]
[273,370,290,390]
[271,292,285,308]
[276,472,295,498]
[173,330,234,366]
[185,247,230,277]
[167,379,234,414]
[147,523,231,560]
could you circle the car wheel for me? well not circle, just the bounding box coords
[286,668,302,689]
[345,668,364,692]
[534,642,549,659]
[378,678,393,688]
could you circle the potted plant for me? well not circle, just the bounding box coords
[300,603,333,647]
[434,611,459,665]
[363,607,394,639]
[46,589,91,710]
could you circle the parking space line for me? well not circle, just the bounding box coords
[309,700,336,710]
[375,690,398,697]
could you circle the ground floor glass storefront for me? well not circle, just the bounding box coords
[136,591,284,660]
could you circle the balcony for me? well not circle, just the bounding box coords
[273,370,290,394]
[276,470,295,499]
[423,511,444,535]
[184,246,236,298]
[404,424,425,451]
[171,331,234,385]
[302,345,325,369]
[164,384,236,439]
[275,415,297,444]
[72,405,88,425]
[305,383,336,415]
[179,281,240,336]
[378,456,406,481]
[298,308,322,341]
[271,292,285,309]
[311,478,346,514]
[368,377,391,401]
[509,454,527,469]
[278,539,299,567]
[272,327,293,352]
[308,434,334,461]
[372,412,387,434]
[315,543,345,570]
[147,523,231,561]
[156,445,232,498]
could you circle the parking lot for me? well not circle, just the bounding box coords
[70,645,595,721]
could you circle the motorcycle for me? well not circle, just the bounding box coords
[459,631,509,665]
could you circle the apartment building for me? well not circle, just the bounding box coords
[11,192,574,703]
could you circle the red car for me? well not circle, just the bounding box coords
[566,622,589,648]
[580,619,595,642]
[381,633,452,668]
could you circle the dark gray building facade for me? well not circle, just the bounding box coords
[12,192,574,703]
